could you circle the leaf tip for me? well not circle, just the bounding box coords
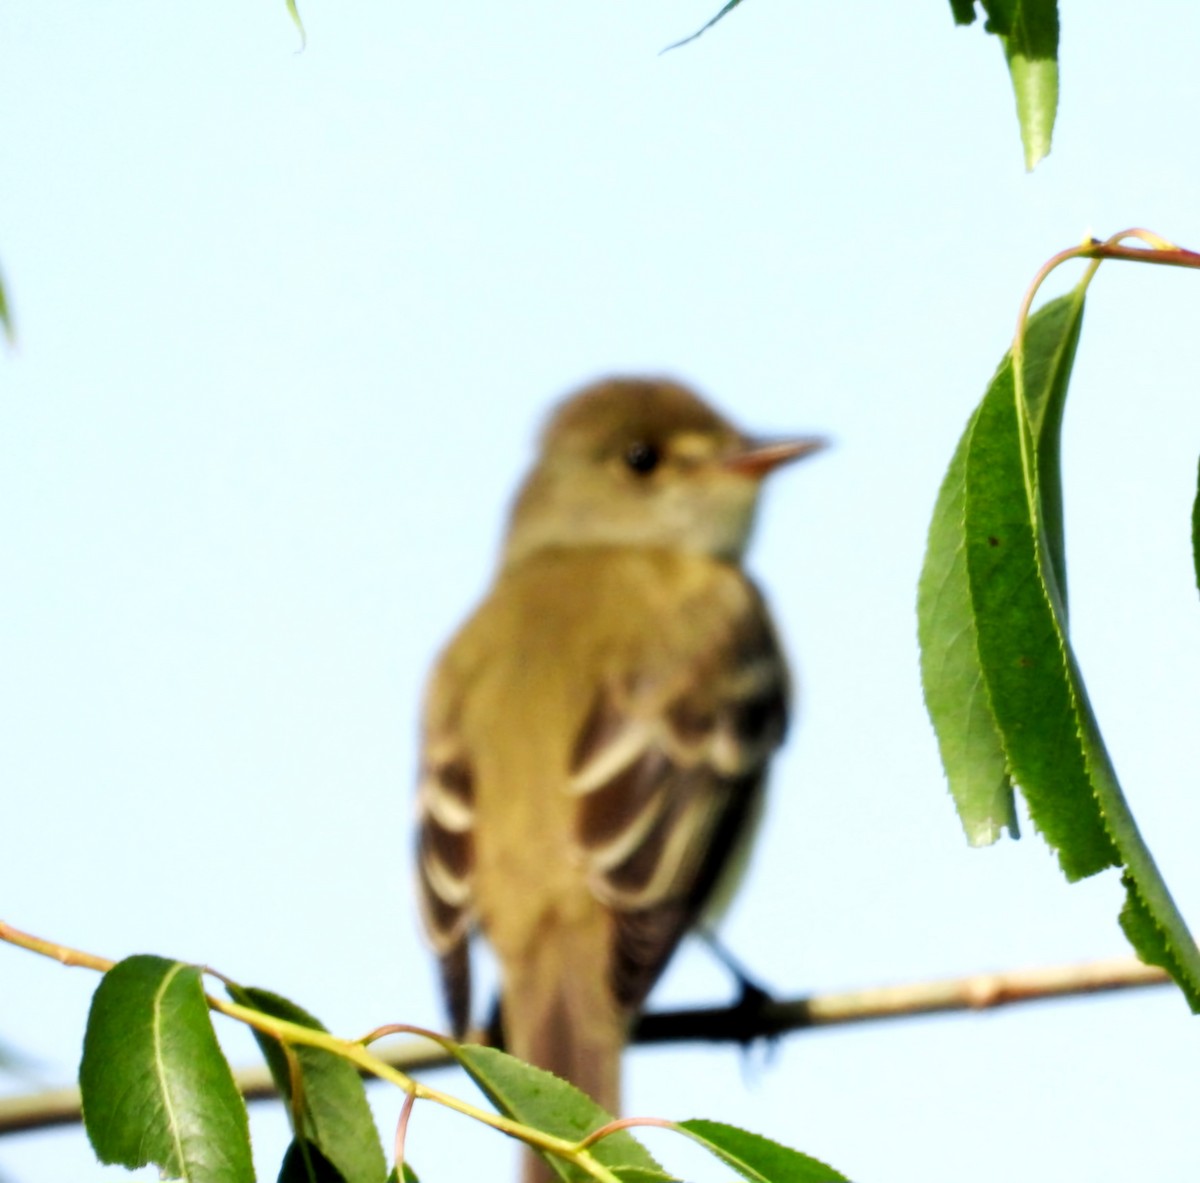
[963,812,1018,847]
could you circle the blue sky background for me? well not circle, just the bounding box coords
[3,3,1200,1181]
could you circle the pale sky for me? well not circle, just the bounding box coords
[3,3,1200,1181]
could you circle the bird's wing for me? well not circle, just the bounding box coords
[568,595,789,1011]
[415,716,476,1037]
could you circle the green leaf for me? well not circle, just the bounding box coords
[451,1045,664,1183]
[920,291,1084,850]
[229,985,387,1183]
[383,1167,419,1183]
[1192,455,1200,595]
[952,0,1059,169]
[997,0,1059,170]
[918,404,1018,845]
[677,1120,848,1183]
[662,0,746,52]
[1005,40,1058,171]
[79,955,253,1183]
[1014,293,1200,1004]
[964,293,1119,880]
[922,281,1200,1011]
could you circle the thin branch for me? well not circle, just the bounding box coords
[633,954,1168,1044]
[0,954,1168,1137]
[0,921,112,974]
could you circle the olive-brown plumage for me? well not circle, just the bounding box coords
[415,377,823,1182]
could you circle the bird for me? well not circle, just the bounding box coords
[414,376,823,1181]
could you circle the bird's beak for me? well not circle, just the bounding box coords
[724,435,829,479]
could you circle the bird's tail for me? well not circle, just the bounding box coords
[500,920,626,1183]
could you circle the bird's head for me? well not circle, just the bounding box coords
[503,377,826,566]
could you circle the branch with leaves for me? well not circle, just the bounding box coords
[0,951,1169,1140]
[918,228,1200,1010]
[0,920,846,1183]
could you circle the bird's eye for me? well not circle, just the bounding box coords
[623,440,661,476]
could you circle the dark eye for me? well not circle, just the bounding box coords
[623,440,661,476]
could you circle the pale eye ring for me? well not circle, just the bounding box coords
[623,440,661,476]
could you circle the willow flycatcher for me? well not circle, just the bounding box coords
[415,377,823,1180]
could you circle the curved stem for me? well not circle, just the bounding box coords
[577,1114,676,1151]
[393,1093,416,1179]
[1010,227,1200,529]
[210,997,613,1172]
[1014,227,1200,366]
[358,1022,451,1049]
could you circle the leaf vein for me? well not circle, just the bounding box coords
[152,961,190,1179]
